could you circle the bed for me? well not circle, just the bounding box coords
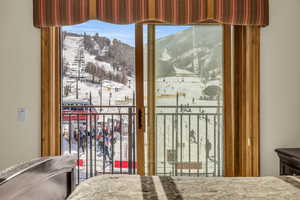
[68,175,300,200]
[0,156,76,200]
[2,157,300,200]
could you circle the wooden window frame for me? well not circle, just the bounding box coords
[41,27,62,156]
[41,24,261,177]
[232,26,261,177]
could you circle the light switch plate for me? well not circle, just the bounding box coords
[17,108,27,122]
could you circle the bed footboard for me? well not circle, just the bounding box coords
[0,156,76,200]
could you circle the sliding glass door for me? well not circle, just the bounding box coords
[61,21,224,180]
[144,25,224,176]
[61,21,138,182]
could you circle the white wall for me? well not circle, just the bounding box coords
[0,0,299,175]
[0,0,41,170]
[260,0,300,175]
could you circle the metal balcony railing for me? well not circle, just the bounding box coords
[61,105,223,184]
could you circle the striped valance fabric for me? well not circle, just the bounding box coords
[96,0,148,24]
[215,0,269,26]
[154,0,209,25]
[33,0,269,28]
[33,0,90,27]
[153,0,269,26]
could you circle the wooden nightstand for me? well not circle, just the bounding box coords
[275,148,300,176]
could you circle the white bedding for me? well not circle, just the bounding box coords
[68,175,300,200]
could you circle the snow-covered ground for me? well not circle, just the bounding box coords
[63,76,135,107]
[150,76,223,176]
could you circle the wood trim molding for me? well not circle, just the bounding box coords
[41,27,61,157]
[233,26,261,177]
[223,25,236,177]
[224,25,261,177]
[135,23,145,175]
[147,24,156,176]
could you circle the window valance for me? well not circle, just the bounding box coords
[33,0,269,28]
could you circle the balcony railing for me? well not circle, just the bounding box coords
[61,105,223,184]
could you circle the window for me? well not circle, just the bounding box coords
[42,23,260,178]
[153,25,224,176]
[59,21,227,180]
[61,21,137,180]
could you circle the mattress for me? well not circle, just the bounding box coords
[68,175,300,200]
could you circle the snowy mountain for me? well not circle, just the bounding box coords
[63,26,222,81]
[62,26,223,106]
[155,26,223,80]
[63,32,135,82]
[62,32,136,106]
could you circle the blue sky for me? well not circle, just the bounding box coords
[62,20,190,46]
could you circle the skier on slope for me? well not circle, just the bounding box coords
[190,129,197,144]
[206,139,212,161]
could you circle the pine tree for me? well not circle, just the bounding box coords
[121,70,128,85]
[86,62,97,83]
